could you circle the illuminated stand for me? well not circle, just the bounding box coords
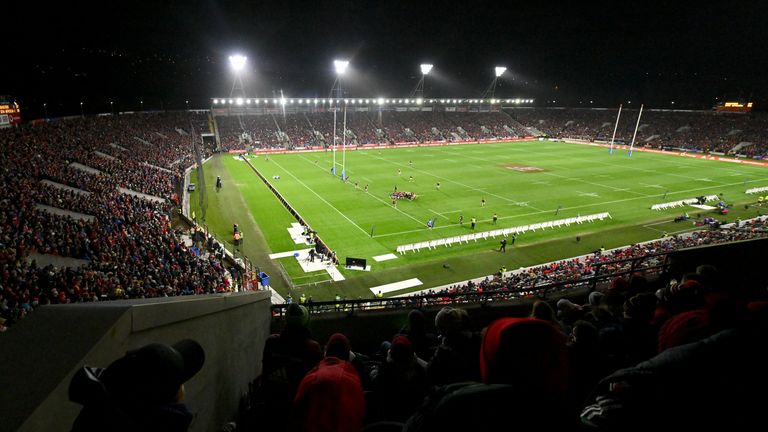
[330,59,349,180]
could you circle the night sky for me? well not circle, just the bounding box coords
[4,0,767,118]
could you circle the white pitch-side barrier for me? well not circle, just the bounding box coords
[396,212,611,254]
[650,195,719,211]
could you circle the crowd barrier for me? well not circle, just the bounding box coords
[396,212,611,254]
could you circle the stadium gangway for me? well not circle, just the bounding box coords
[396,212,611,254]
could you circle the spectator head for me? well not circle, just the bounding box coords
[286,303,310,328]
[571,320,599,347]
[389,335,414,364]
[76,339,205,407]
[480,318,568,395]
[695,264,721,293]
[588,291,604,307]
[435,306,469,337]
[658,309,713,352]
[623,293,658,322]
[609,276,630,293]
[405,308,426,332]
[325,333,351,360]
[556,298,584,322]
[530,300,556,323]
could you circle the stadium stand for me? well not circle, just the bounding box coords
[2,108,768,432]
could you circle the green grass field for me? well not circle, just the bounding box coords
[190,141,767,300]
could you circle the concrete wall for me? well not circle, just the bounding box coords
[0,291,271,432]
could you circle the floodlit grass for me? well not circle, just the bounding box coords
[190,141,768,299]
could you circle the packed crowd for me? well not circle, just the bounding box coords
[214,110,529,149]
[506,108,768,157]
[245,260,767,431]
[422,226,768,301]
[0,113,233,328]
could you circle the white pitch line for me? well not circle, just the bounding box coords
[358,152,547,212]
[513,143,732,186]
[268,158,369,236]
[296,154,425,226]
[373,177,765,238]
[544,172,651,197]
[639,183,665,189]
[429,209,450,220]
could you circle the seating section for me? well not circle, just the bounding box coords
[0,113,233,328]
[506,108,768,157]
[215,110,529,149]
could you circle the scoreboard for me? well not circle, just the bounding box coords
[714,101,753,113]
[0,96,21,126]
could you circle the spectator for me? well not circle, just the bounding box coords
[69,339,205,432]
[293,333,365,432]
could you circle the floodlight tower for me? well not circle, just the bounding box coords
[481,66,507,101]
[330,59,349,179]
[409,63,433,99]
[229,55,247,98]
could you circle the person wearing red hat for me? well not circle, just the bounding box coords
[293,333,365,432]
[404,318,573,431]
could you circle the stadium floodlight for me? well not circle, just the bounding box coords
[377,98,384,105]
[228,99,234,104]
[495,66,507,77]
[213,99,219,104]
[411,63,434,99]
[229,55,247,72]
[228,55,248,98]
[236,98,243,105]
[334,59,350,75]
[416,98,423,105]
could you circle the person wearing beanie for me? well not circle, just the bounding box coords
[480,317,569,394]
[404,318,573,431]
[428,306,481,386]
[370,335,429,422]
[396,309,436,361]
[657,309,715,353]
[294,333,365,432]
[69,339,206,432]
[258,305,322,431]
[581,305,768,430]
[285,303,310,328]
